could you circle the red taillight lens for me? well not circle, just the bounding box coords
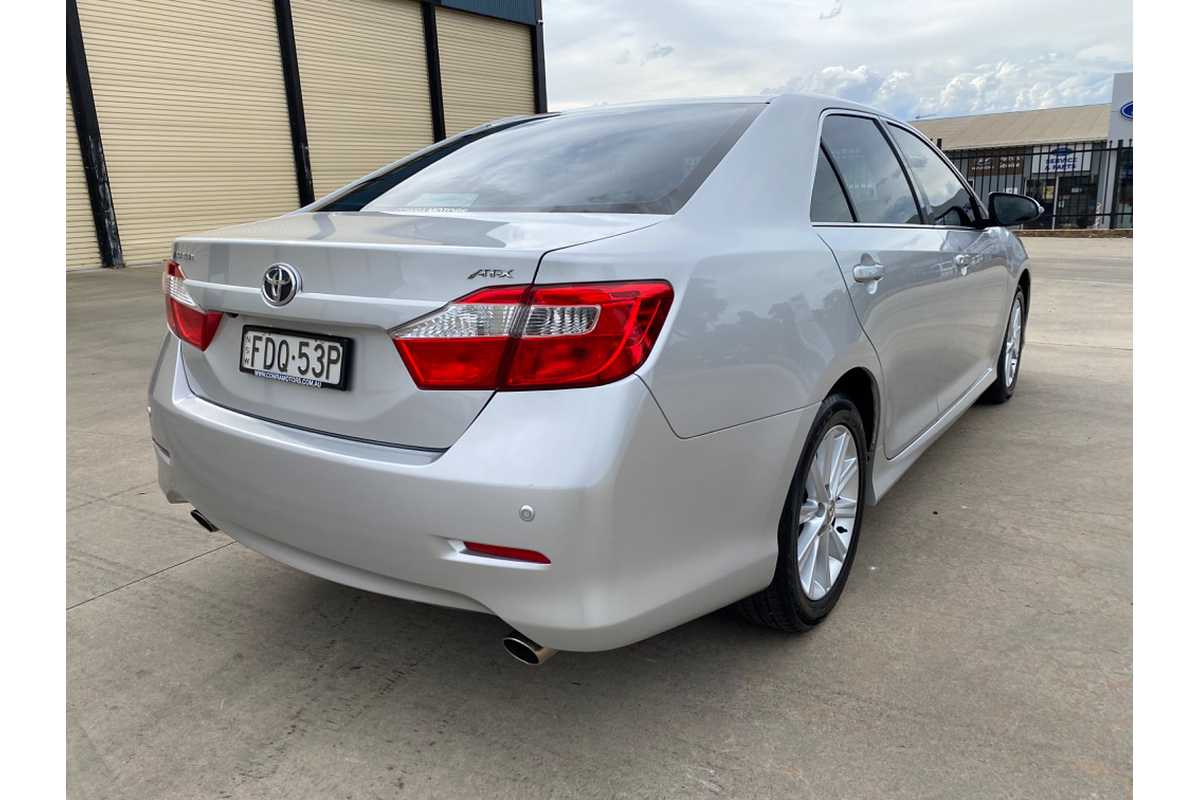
[507,282,673,389]
[162,259,222,350]
[390,281,673,390]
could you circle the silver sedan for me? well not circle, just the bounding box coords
[149,94,1038,663]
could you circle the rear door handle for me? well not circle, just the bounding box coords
[852,264,885,283]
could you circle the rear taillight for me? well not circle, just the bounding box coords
[390,281,673,390]
[162,259,222,350]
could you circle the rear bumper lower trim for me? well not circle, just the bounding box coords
[150,338,813,651]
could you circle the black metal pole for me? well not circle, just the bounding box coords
[421,2,447,141]
[1108,140,1125,230]
[66,0,123,267]
[531,0,548,113]
[273,0,315,206]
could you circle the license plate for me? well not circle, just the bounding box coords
[239,326,352,390]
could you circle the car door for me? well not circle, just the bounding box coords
[813,112,962,458]
[886,123,1010,410]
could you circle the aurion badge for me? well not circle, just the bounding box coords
[262,263,301,306]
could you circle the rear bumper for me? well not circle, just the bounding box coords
[150,336,815,651]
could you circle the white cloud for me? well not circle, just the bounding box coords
[922,57,1117,116]
[543,0,1132,119]
[642,43,675,64]
[765,65,913,108]
[818,1,843,21]
[764,54,1121,118]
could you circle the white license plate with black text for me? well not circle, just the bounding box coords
[239,326,352,390]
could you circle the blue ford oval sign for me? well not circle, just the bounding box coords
[1120,101,1132,120]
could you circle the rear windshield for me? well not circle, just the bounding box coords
[322,103,764,215]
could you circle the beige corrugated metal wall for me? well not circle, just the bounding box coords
[67,88,101,270]
[437,7,535,136]
[292,0,433,198]
[76,0,298,266]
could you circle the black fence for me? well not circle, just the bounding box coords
[938,140,1133,230]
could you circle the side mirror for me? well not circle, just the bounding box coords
[988,192,1044,227]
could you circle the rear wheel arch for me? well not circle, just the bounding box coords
[828,367,879,460]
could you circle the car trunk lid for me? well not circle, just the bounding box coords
[172,211,665,449]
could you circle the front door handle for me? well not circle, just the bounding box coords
[954,253,972,275]
[852,263,885,283]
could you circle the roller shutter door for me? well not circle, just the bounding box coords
[292,0,433,198]
[76,0,297,266]
[437,7,535,136]
[67,88,101,270]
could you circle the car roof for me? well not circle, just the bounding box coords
[550,93,900,123]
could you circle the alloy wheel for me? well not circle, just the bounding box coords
[1005,298,1023,387]
[797,424,860,601]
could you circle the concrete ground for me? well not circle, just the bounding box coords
[67,237,1131,799]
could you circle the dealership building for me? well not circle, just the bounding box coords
[67,0,547,270]
[912,72,1132,229]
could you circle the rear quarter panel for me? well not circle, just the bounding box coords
[534,96,881,439]
[537,224,874,438]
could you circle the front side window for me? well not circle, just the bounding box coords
[322,103,764,215]
[821,115,921,225]
[889,125,979,227]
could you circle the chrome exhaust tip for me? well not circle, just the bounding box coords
[502,630,557,665]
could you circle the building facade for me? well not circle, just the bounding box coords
[67,0,547,269]
[912,72,1132,230]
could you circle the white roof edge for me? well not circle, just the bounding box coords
[551,96,774,115]
[552,92,909,114]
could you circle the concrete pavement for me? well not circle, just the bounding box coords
[67,237,1131,799]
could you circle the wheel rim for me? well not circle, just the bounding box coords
[1004,298,1023,388]
[797,424,860,601]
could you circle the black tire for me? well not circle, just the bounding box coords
[979,288,1026,405]
[738,393,868,632]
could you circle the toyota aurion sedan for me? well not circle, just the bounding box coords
[149,94,1039,663]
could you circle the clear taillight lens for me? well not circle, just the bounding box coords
[162,259,222,350]
[390,281,673,390]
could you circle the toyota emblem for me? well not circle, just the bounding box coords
[262,263,300,306]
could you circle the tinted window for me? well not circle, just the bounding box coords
[323,103,763,215]
[821,115,921,224]
[889,125,978,226]
[810,148,854,223]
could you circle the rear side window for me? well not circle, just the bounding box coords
[889,125,979,226]
[810,148,854,223]
[821,115,921,225]
[323,103,764,215]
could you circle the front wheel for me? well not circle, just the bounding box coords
[738,393,867,632]
[980,288,1026,405]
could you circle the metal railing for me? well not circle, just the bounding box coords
[938,139,1133,230]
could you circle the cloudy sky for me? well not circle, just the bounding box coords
[542,0,1131,120]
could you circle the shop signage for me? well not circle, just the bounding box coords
[1034,146,1092,174]
[967,153,1024,176]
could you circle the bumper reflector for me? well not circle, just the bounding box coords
[463,541,551,564]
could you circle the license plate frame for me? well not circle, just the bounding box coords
[239,325,353,391]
